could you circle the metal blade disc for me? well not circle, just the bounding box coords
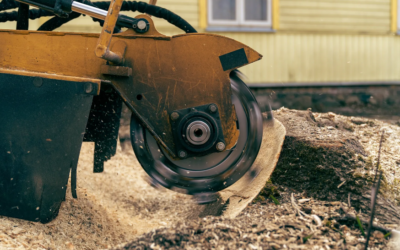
[130,73,263,195]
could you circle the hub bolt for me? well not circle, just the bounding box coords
[178,150,187,158]
[84,83,93,93]
[208,104,217,113]
[170,112,179,121]
[137,20,147,30]
[216,142,226,152]
[33,77,43,87]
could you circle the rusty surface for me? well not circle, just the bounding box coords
[0,15,262,155]
[101,65,132,77]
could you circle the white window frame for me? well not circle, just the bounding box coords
[208,0,272,27]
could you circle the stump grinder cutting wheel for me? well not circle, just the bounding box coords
[0,0,285,223]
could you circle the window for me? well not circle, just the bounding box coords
[208,0,272,27]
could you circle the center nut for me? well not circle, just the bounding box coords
[186,121,211,145]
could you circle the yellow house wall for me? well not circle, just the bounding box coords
[279,0,391,34]
[203,0,400,84]
[223,33,400,83]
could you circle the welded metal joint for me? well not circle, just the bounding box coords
[95,45,124,65]
[100,65,132,77]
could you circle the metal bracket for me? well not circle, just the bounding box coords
[100,40,132,76]
[95,0,124,64]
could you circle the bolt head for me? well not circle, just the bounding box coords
[216,142,226,152]
[170,112,180,121]
[33,77,43,87]
[208,104,217,113]
[178,150,187,158]
[84,83,93,93]
[137,20,147,30]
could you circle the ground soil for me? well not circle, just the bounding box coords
[0,109,399,249]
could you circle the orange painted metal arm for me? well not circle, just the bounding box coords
[95,0,124,64]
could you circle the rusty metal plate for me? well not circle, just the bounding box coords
[0,15,262,155]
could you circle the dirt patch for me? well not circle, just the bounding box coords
[119,198,392,250]
[262,108,400,225]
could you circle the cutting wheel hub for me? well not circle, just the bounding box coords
[186,120,211,145]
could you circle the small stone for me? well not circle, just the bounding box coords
[373,231,385,239]
[65,242,74,250]
[328,112,336,118]
[301,206,312,214]
[345,235,358,245]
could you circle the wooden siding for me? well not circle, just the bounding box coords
[216,32,400,83]
[279,0,392,33]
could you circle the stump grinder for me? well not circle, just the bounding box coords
[0,0,285,223]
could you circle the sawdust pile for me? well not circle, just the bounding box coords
[120,198,391,250]
[0,143,202,249]
[0,109,399,249]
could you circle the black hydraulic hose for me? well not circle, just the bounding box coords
[37,11,79,31]
[37,0,197,33]
[1,0,197,33]
[0,8,52,22]
[0,0,18,11]
[37,0,108,31]
[93,1,197,33]
[37,11,121,32]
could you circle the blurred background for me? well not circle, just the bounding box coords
[1,0,400,123]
